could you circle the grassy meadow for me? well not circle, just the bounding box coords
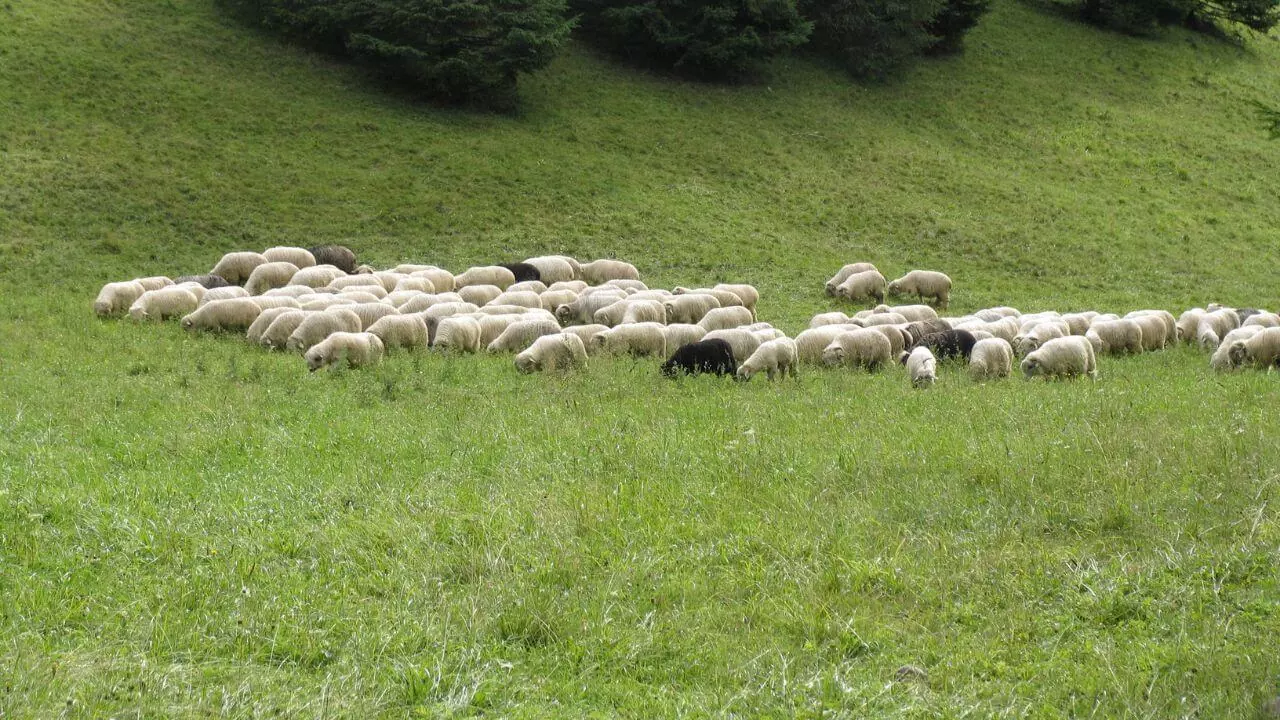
[2,0,1280,715]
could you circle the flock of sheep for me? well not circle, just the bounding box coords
[92,247,1280,385]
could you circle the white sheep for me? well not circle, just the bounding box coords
[259,310,309,349]
[506,280,548,294]
[198,286,250,305]
[354,264,376,274]
[886,270,952,308]
[713,284,759,318]
[835,270,888,304]
[415,302,479,324]
[348,303,399,330]
[1015,321,1069,356]
[967,338,1013,381]
[901,346,937,388]
[1196,308,1241,350]
[180,298,262,332]
[210,252,268,285]
[477,304,534,316]
[1243,312,1280,329]
[491,291,543,310]
[751,328,785,342]
[522,256,578,284]
[263,285,316,298]
[736,338,798,381]
[1061,312,1096,336]
[698,306,754,332]
[433,315,482,352]
[262,246,316,268]
[1227,327,1280,369]
[327,275,385,292]
[794,325,860,364]
[664,294,722,324]
[1210,326,1264,370]
[305,332,384,371]
[809,312,850,328]
[556,289,628,325]
[858,312,907,327]
[455,265,517,290]
[128,287,200,321]
[1085,319,1143,355]
[336,291,385,305]
[869,324,909,356]
[289,265,347,288]
[393,264,433,274]
[1021,336,1097,380]
[663,323,707,349]
[408,268,456,293]
[515,333,589,373]
[672,287,745,310]
[606,279,651,293]
[366,313,429,350]
[399,294,469,315]
[825,263,878,296]
[300,296,357,312]
[549,280,588,293]
[873,304,938,322]
[822,329,893,371]
[287,308,363,352]
[475,314,526,346]
[487,318,562,353]
[244,261,300,296]
[135,276,175,291]
[579,259,640,285]
[246,307,296,344]
[591,323,667,357]
[394,277,437,294]
[1176,309,1206,344]
[454,284,501,306]
[1125,310,1175,347]
[974,306,1020,321]
[93,280,146,316]
[251,295,302,311]
[539,289,579,312]
[620,299,666,325]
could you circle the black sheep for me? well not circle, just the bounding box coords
[308,245,357,273]
[661,339,737,377]
[175,274,231,289]
[500,262,541,283]
[903,318,950,345]
[912,329,977,361]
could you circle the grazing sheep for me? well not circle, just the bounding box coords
[664,294,721,324]
[456,266,517,290]
[592,323,667,357]
[289,265,346,288]
[365,272,403,293]
[874,304,938,322]
[1176,309,1206,344]
[1227,327,1280,369]
[825,263,879,296]
[246,307,298,344]
[366,313,429,350]
[859,312,907,327]
[736,338,799,382]
[259,310,309,350]
[663,323,707,349]
[133,276,175,291]
[698,306,754,332]
[912,329,977,361]
[662,339,737,377]
[432,315,482,352]
[1210,326,1264,370]
[1061,313,1095,336]
[1015,321,1069,356]
[515,333,588,373]
[795,325,861,364]
[305,332,384,371]
[981,317,1021,343]
[887,270,952,308]
[673,287,745,310]
[393,264,433,274]
[385,291,425,308]
[477,304,534,316]
[128,287,200,321]
[1244,312,1280,329]
[974,306,1021,322]
[539,289,578,312]
[498,263,541,283]
[337,291,385,305]
[549,280,588,293]
[1123,313,1170,352]
[244,261,300,296]
[522,256,578,284]
[579,259,640,285]
[327,275,384,292]
[394,277,437,294]
[181,298,262,332]
[1125,310,1176,346]
[198,286,250,305]
[968,338,1013,380]
[1021,336,1097,380]
[1085,319,1143,356]
[557,323,608,346]
[475,314,527,346]
[556,289,629,326]
[307,245,357,273]
[457,284,503,306]
[419,302,481,331]
[752,328,785,342]
[868,324,909,356]
[210,251,268,285]
[173,280,207,303]
[1196,309,1241,350]
[713,284,759,317]
[300,296,357,311]
[901,346,937,388]
[408,268,456,293]
[822,329,893,371]
[507,280,548,294]
[263,285,316,298]
[903,319,951,345]
[399,294,469,315]
[620,299,666,325]
[287,308,363,352]
[491,291,543,310]
[347,302,399,330]
[810,312,850,328]
[175,274,232,289]
[251,296,302,311]
[262,246,316,268]
[93,280,147,316]
[346,284,389,299]
[487,318,562,353]
[967,329,994,341]
[835,270,888,304]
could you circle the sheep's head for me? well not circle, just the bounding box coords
[1020,356,1040,378]
[180,316,194,330]
[734,365,754,382]
[886,280,903,297]
[821,344,844,367]
[305,350,323,372]
[514,353,537,374]
[824,282,838,296]
[1228,341,1249,367]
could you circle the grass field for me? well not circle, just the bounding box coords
[2,0,1280,715]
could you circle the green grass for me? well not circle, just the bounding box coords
[2,0,1280,715]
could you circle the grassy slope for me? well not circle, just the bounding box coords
[2,0,1280,716]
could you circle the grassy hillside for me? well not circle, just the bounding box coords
[2,0,1280,716]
